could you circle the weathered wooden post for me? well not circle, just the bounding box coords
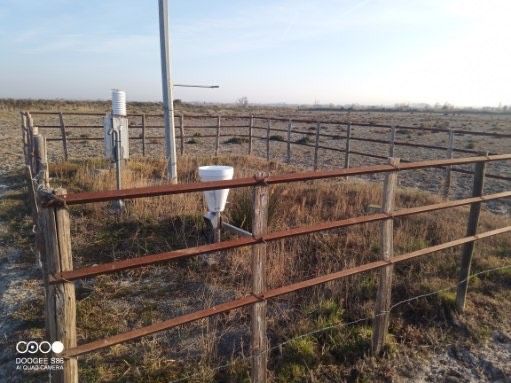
[314,122,320,170]
[20,112,29,164]
[443,129,454,198]
[251,174,269,383]
[215,116,221,156]
[372,157,400,354]
[344,122,352,170]
[141,113,146,156]
[388,126,396,157]
[27,112,36,171]
[33,134,50,188]
[179,113,185,155]
[25,165,39,225]
[40,188,78,383]
[58,112,69,161]
[249,115,254,155]
[286,119,292,164]
[266,119,271,161]
[455,161,486,312]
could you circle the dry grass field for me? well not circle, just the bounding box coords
[4,99,511,212]
[1,100,510,382]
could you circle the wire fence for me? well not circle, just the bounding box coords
[169,263,511,383]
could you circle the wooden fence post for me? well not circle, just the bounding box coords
[215,116,221,156]
[455,161,486,312]
[251,174,269,383]
[388,126,396,157]
[179,113,185,155]
[443,129,454,198]
[286,119,292,164]
[25,165,39,225]
[20,112,29,164]
[27,112,35,171]
[33,133,42,176]
[33,134,50,188]
[141,113,146,156]
[249,115,254,155]
[58,112,69,161]
[344,122,351,170]
[40,188,78,383]
[266,119,271,161]
[372,157,400,354]
[314,122,320,170]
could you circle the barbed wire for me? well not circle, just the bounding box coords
[169,263,511,383]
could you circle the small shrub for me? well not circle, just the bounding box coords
[438,290,456,309]
[224,137,249,145]
[276,362,308,383]
[328,325,372,363]
[295,136,310,145]
[308,299,343,328]
[270,134,285,142]
[285,337,318,366]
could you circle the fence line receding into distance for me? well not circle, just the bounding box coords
[24,111,511,187]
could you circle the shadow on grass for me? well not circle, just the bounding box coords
[72,214,208,267]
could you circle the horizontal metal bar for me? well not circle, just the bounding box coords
[61,224,511,358]
[222,222,253,237]
[263,225,511,299]
[252,126,344,140]
[38,125,103,129]
[174,84,219,88]
[247,141,509,181]
[253,136,346,153]
[233,127,487,155]
[62,154,511,205]
[51,190,511,283]
[34,122,499,156]
[46,136,183,142]
[29,111,105,116]
[349,136,488,155]
[27,111,511,138]
[50,237,256,283]
[47,138,102,142]
[451,167,511,182]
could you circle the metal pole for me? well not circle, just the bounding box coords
[113,128,124,211]
[158,0,178,183]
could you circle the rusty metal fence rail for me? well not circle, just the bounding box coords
[21,112,511,382]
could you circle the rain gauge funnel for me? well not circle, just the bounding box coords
[198,166,234,212]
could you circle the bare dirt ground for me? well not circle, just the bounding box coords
[1,102,510,382]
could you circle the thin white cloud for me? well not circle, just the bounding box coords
[18,33,155,55]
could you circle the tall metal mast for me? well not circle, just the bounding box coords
[158,0,177,183]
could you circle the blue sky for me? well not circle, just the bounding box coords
[1,0,510,106]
